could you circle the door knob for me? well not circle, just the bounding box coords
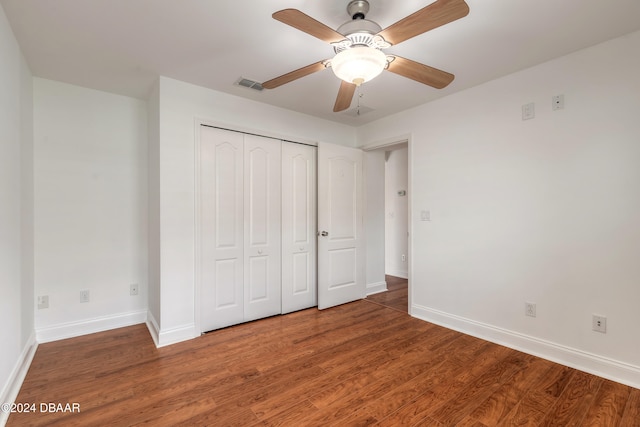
[319,231,329,237]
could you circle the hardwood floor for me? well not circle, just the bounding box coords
[9,299,639,426]
[366,275,408,313]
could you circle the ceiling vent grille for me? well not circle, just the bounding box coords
[235,77,264,91]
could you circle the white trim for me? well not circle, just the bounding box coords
[366,281,387,296]
[0,332,38,427]
[145,310,197,348]
[145,310,160,347]
[359,134,410,151]
[157,323,198,348]
[407,135,413,314]
[194,117,318,147]
[386,269,408,280]
[194,119,203,337]
[412,304,640,389]
[35,310,147,343]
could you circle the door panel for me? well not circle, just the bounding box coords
[282,143,317,313]
[200,127,244,331]
[327,248,357,289]
[248,256,268,300]
[318,142,364,309]
[244,135,281,321]
[247,146,269,245]
[293,252,311,293]
[215,259,241,307]
[329,158,357,239]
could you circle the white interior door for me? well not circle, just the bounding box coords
[317,142,365,309]
[282,143,317,314]
[243,135,282,321]
[200,126,244,331]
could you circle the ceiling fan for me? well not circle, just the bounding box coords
[262,0,470,113]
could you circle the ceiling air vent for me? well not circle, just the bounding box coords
[235,77,263,91]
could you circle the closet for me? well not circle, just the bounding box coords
[199,125,316,332]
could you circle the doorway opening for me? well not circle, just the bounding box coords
[364,139,410,313]
[384,146,409,280]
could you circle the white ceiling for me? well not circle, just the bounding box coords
[2,0,640,125]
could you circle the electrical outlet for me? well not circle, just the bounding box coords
[37,295,49,309]
[552,94,564,110]
[525,302,536,317]
[130,283,139,296]
[592,315,607,333]
[80,289,90,303]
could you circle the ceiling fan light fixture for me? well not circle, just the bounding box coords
[331,46,387,86]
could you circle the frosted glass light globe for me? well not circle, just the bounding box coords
[331,46,387,86]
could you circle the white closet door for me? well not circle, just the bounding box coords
[200,127,244,331]
[243,135,282,321]
[281,143,317,314]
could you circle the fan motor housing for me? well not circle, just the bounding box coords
[335,0,386,53]
[334,18,387,53]
[337,19,382,38]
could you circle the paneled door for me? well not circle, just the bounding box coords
[243,135,282,321]
[200,127,244,331]
[281,143,317,314]
[317,142,365,309]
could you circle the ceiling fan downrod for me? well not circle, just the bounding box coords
[347,0,370,20]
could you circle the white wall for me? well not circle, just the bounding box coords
[358,31,640,387]
[385,148,408,278]
[0,3,34,419]
[33,79,148,341]
[153,77,357,345]
[365,151,386,294]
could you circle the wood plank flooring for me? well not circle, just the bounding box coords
[9,296,639,426]
[366,275,409,313]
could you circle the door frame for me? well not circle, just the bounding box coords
[361,133,413,315]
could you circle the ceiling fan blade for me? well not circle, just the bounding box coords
[378,0,469,46]
[333,81,357,112]
[386,56,454,89]
[273,9,346,44]
[262,61,327,89]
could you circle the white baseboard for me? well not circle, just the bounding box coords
[146,311,197,348]
[366,281,387,295]
[386,269,408,279]
[157,324,197,347]
[412,304,640,389]
[0,332,38,427]
[146,311,160,347]
[35,310,147,343]
[158,323,198,348]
